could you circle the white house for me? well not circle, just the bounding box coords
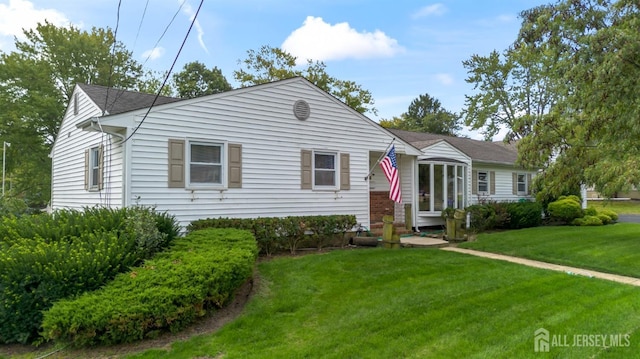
[50,77,534,230]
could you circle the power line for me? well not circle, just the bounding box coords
[141,0,187,68]
[132,0,150,52]
[123,0,205,143]
[103,0,123,116]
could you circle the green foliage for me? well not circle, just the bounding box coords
[173,61,232,98]
[547,198,584,224]
[572,215,603,227]
[599,209,618,222]
[0,196,33,217]
[0,207,179,344]
[187,215,357,254]
[466,202,510,232]
[584,206,598,216]
[233,45,376,115]
[504,201,543,229]
[597,214,613,225]
[382,93,461,136]
[41,228,258,346]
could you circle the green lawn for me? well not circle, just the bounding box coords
[122,248,640,359]
[588,200,640,214]
[460,223,640,278]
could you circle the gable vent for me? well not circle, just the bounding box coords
[293,100,310,121]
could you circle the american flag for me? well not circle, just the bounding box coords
[379,145,402,203]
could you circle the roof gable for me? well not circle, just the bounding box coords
[389,129,518,165]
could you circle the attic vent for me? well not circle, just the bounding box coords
[293,100,310,121]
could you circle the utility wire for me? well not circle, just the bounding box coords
[141,0,187,68]
[123,0,205,143]
[132,0,150,52]
[103,0,123,115]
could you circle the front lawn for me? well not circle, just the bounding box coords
[460,223,640,277]
[126,249,640,358]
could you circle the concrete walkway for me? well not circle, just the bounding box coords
[442,247,640,287]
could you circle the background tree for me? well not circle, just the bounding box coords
[234,45,376,115]
[469,0,639,200]
[173,61,232,99]
[379,93,461,136]
[0,22,145,205]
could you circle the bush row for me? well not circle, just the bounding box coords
[188,215,357,254]
[41,228,258,346]
[466,201,543,232]
[0,207,180,344]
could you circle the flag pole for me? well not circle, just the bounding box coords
[364,138,395,180]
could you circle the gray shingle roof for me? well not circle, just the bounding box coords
[388,129,518,165]
[77,83,181,116]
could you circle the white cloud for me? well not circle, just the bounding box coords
[412,3,447,19]
[435,73,454,86]
[0,0,69,50]
[282,16,404,63]
[142,47,165,61]
[181,0,208,53]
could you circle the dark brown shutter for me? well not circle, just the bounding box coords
[512,172,517,195]
[472,170,477,195]
[84,149,89,191]
[168,139,185,188]
[340,153,350,190]
[228,143,242,188]
[301,150,312,189]
[98,145,104,190]
[490,171,496,195]
[527,173,532,195]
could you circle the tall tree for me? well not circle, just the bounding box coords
[493,0,640,200]
[0,21,145,205]
[234,45,376,115]
[379,93,461,136]
[173,61,232,99]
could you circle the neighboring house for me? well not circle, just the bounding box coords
[50,77,535,230]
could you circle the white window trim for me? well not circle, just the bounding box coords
[186,140,227,189]
[312,150,338,190]
[477,171,489,194]
[88,146,100,191]
[517,173,528,195]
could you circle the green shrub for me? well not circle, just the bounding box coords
[547,198,584,224]
[0,207,179,344]
[41,228,258,346]
[599,209,619,222]
[505,201,543,229]
[467,203,510,232]
[558,195,582,205]
[584,206,598,216]
[188,215,357,254]
[597,214,612,225]
[582,215,603,226]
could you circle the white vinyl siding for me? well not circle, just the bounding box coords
[51,87,123,209]
[120,79,412,229]
[469,165,536,204]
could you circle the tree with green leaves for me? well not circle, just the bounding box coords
[469,0,640,200]
[234,45,376,115]
[0,21,145,205]
[379,93,461,136]
[173,61,232,99]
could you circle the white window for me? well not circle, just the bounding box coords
[89,146,100,189]
[517,173,527,194]
[314,152,336,187]
[477,171,488,193]
[188,142,223,186]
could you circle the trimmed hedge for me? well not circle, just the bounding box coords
[41,228,258,346]
[0,207,180,344]
[188,215,357,254]
[547,198,583,224]
[467,201,542,232]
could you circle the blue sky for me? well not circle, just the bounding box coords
[0,0,551,139]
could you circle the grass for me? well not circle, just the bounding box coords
[460,223,640,278]
[588,200,640,214]
[123,248,640,358]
